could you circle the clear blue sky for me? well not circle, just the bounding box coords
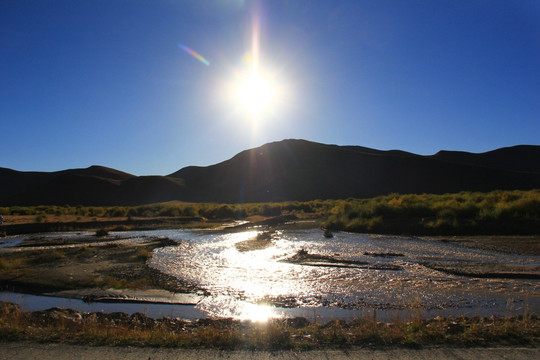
[2,0,539,175]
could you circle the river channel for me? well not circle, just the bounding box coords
[1,227,539,322]
[151,227,539,321]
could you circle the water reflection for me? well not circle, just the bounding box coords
[0,291,206,319]
[3,228,538,322]
[150,228,540,320]
[198,295,277,322]
[238,303,276,322]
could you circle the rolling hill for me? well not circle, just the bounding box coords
[1,140,539,206]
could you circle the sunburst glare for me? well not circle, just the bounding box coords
[236,73,275,114]
[219,9,290,130]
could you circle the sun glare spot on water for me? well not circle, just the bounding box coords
[218,231,294,300]
[237,302,277,322]
[149,228,540,321]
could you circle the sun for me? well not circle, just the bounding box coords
[236,72,275,115]
[219,10,291,123]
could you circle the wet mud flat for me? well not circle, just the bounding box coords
[425,236,540,256]
[420,261,540,279]
[418,236,540,279]
[0,234,203,304]
[235,230,276,252]
[281,249,402,270]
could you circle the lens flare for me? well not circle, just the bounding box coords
[178,43,210,66]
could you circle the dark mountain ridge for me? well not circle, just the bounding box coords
[431,145,540,174]
[169,140,540,203]
[1,140,539,206]
[0,165,135,202]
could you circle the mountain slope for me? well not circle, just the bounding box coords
[169,139,540,203]
[0,170,188,206]
[0,166,135,202]
[431,145,540,174]
[1,140,539,205]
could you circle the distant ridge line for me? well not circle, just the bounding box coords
[1,139,539,205]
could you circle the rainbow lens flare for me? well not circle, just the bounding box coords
[178,43,210,66]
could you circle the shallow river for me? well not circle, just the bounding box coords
[1,228,539,322]
[149,228,540,321]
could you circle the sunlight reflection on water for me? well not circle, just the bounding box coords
[150,228,540,321]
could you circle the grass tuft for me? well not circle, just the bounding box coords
[136,248,152,260]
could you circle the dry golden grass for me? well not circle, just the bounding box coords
[0,302,539,349]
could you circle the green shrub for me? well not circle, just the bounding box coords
[137,249,152,260]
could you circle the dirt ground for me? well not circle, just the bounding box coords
[0,236,202,301]
[0,342,538,360]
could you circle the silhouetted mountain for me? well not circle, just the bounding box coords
[62,165,136,181]
[118,176,186,205]
[3,172,124,206]
[0,167,185,206]
[1,140,539,205]
[168,140,540,203]
[0,165,135,204]
[431,145,540,174]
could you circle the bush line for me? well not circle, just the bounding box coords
[0,189,538,235]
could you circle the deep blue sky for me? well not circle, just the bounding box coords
[2,0,539,175]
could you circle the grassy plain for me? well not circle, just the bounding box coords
[1,189,538,236]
